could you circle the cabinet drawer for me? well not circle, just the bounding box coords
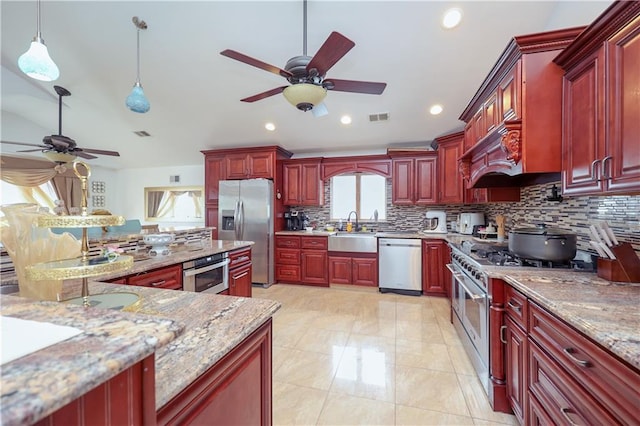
[276,236,300,249]
[505,285,527,328]
[229,247,252,268]
[301,236,327,250]
[276,265,300,282]
[128,264,182,290]
[528,339,617,425]
[529,302,640,424]
[275,249,300,265]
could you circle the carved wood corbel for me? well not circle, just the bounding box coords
[458,159,471,180]
[500,126,522,165]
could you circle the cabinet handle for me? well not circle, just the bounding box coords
[507,300,521,313]
[563,347,590,367]
[601,156,612,180]
[235,256,250,263]
[150,280,166,287]
[500,325,507,344]
[560,407,579,425]
[590,159,600,181]
[233,271,249,280]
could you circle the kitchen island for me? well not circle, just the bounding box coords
[1,281,280,425]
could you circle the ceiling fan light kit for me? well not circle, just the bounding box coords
[283,83,327,111]
[18,0,59,82]
[126,16,150,114]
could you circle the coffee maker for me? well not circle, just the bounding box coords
[284,210,304,231]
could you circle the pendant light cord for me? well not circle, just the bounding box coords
[35,0,42,40]
[303,0,307,56]
[136,28,141,83]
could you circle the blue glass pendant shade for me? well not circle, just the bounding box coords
[126,82,150,113]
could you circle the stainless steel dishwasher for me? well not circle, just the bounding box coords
[378,238,422,296]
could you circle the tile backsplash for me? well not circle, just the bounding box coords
[295,180,640,255]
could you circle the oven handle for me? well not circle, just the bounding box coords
[446,264,485,301]
[183,258,230,277]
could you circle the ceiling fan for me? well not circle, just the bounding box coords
[220,0,386,115]
[1,85,120,164]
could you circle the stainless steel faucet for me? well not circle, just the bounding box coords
[347,211,359,231]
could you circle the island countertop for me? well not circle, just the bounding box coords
[0,294,184,426]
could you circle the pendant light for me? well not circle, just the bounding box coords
[125,16,150,113]
[18,0,59,81]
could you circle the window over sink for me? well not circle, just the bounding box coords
[330,173,386,221]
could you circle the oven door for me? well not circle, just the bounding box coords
[446,264,488,363]
[183,259,230,294]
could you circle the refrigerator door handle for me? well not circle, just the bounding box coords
[238,200,245,240]
[234,200,241,240]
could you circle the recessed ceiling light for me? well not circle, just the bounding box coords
[340,115,352,125]
[265,122,275,131]
[429,104,443,115]
[442,8,463,29]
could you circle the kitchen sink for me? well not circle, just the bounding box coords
[328,232,377,253]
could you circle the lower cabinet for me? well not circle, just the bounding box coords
[505,315,527,424]
[328,254,377,287]
[275,235,328,286]
[228,247,252,297]
[119,264,183,290]
[157,319,272,425]
[421,240,449,296]
[34,356,156,426]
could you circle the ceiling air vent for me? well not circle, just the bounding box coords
[133,130,151,137]
[369,112,389,122]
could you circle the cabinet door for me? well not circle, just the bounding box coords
[499,64,520,121]
[463,121,474,151]
[505,316,527,424]
[329,256,352,284]
[352,257,377,287]
[206,206,219,238]
[301,251,328,286]
[247,152,274,178]
[392,159,414,204]
[422,240,446,295]
[472,107,484,144]
[127,264,182,290]
[229,262,252,298]
[283,164,302,205]
[276,265,300,283]
[225,154,249,179]
[414,157,438,204]
[606,20,640,193]
[204,156,224,204]
[484,92,499,134]
[300,162,323,205]
[562,51,606,195]
[438,139,464,203]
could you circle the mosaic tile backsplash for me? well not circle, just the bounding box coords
[294,180,640,256]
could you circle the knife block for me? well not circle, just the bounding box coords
[597,243,640,283]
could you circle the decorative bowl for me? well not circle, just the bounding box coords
[143,233,174,255]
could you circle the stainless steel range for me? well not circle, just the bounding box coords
[447,246,490,393]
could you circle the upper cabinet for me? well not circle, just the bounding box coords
[554,2,640,196]
[282,159,324,206]
[391,153,438,205]
[225,151,275,180]
[458,27,585,188]
[435,132,465,204]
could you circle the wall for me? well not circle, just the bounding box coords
[295,179,640,255]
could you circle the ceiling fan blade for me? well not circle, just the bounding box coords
[307,32,355,77]
[1,140,46,149]
[17,149,47,153]
[325,79,387,95]
[78,148,120,157]
[241,86,288,103]
[74,151,98,160]
[221,50,292,78]
[312,103,328,118]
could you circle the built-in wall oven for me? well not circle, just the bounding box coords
[447,247,490,393]
[183,252,229,294]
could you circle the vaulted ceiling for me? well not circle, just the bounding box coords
[1,1,610,169]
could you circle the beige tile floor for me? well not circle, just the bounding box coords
[254,284,518,426]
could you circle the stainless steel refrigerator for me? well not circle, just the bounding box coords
[218,179,274,287]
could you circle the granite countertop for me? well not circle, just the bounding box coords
[0,294,184,425]
[275,230,451,239]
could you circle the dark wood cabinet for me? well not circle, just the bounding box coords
[328,254,377,287]
[421,240,448,296]
[465,186,520,204]
[321,155,392,180]
[435,132,465,204]
[391,154,438,205]
[228,247,252,297]
[225,151,274,179]
[157,319,272,426]
[555,2,640,196]
[275,235,328,286]
[127,264,183,290]
[282,159,323,206]
[504,285,528,425]
[34,356,156,426]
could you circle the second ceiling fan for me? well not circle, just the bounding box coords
[220,0,386,115]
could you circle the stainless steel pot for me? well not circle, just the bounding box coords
[508,224,577,262]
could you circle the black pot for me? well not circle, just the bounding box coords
[508,224,577,262]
